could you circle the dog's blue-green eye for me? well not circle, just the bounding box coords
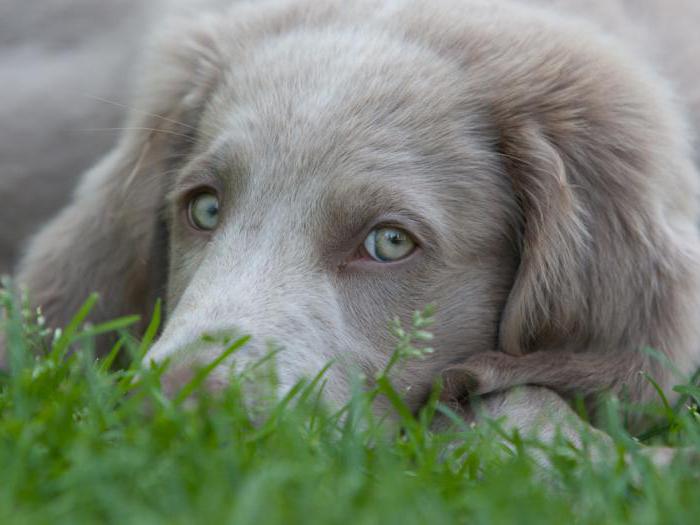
[363,227,416,262]
[188,192,220,231]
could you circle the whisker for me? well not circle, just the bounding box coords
[126,149,194,175]
[118,157,196,206]
[75,127,198,143]
[81,94,200,134]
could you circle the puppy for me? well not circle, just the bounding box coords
[3,0,700,433]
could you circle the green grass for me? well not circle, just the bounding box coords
[1,284,699,525]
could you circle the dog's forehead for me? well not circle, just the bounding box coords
[198,28,475,179]
[181,27,511,249]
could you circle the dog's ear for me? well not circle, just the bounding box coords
[488,50,700,399]
[14,16,225,353]
[496,121,591,356]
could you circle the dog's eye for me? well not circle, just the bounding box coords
[363,227,416,262]
[188,192,220,231]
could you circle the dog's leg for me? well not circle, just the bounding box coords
[442,350,660,399]
[437,385,613,450]
[436,385,683,470]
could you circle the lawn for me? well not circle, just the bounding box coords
[1,283,699,525]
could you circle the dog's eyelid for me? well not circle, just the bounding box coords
[167,173,224,207]
[365,213,432,249]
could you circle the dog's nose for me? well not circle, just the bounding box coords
[159,362,229,399]
[146,328,258,400]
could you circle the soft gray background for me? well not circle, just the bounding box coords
[0,0,158,273]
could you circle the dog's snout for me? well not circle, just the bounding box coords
[159,362,229,399]
[160,364,190,398]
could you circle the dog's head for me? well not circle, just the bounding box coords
[16,0,700,409]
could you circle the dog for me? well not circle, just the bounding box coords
[2,0,700,441]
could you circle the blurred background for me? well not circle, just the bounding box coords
[0,0,159,274]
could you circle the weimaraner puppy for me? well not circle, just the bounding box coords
[2,0,700,443]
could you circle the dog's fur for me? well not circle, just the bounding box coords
[2,0,700,434]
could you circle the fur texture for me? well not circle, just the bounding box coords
[2,0,700,428]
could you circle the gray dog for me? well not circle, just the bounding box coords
[2,0,700,445]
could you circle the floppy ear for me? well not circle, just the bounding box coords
[14,16,225,354]
[496,121,591,356]
[444,119,700,416]
[442,40,700,408]
[491,72,700,401]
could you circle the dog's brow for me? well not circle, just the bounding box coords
[166,171,234,210]
[169,170,222,199]
[168,148,248,202]
[324,182,440,247]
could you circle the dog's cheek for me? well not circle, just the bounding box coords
[164,226,212,316]
[429,261,516,348]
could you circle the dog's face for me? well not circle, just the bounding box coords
[148,29,518,406]
[13,0,700,415]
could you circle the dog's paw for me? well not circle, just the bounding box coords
[440,352,514,401]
